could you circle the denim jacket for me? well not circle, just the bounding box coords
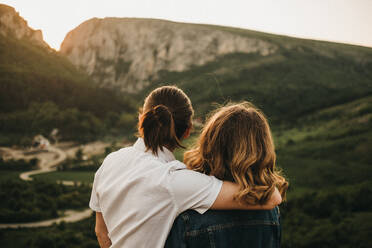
[165,207,281,248]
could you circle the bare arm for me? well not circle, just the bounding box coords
[95,212,112,248]
[211,181,282,210]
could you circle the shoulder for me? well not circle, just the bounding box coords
[167,160,187,171]
[106,146,133,159]
[101,146,136,166]
[166,161,211,180]
[165,160,222,202]
[166,160,222,185]
[95,146,134,176]
[166,161,220,184]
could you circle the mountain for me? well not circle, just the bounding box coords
[61,18,372,122]
[0,4,137,145]
[60,18,277,92]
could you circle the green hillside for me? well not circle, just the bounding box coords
[276,95,372,190]
[274,95,372,247]
[0,30,137,145]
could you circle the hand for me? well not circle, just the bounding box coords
[240,187,282,210]
[268,187,282,206]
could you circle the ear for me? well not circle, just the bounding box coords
[138,113,144,122]
[138,107,144,121]
[182,126,192,139]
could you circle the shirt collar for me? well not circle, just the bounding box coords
[133,138,176,163]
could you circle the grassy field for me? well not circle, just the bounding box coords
[31,171,95,183]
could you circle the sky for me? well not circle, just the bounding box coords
[1,0,372,50]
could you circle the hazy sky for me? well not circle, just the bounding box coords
[2,0,372,50]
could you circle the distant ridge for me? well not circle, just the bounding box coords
[60,17,277,92]
[60,17,372,94]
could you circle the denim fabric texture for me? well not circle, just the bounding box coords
[165,207,281,248]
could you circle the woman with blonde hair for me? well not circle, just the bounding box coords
[166,102,288,248]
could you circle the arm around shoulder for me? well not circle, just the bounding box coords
[210,181,282,210]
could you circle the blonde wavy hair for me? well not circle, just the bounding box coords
[184,102,288,205]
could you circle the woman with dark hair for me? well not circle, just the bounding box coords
[90,87,282,248]
[166,102,288,248]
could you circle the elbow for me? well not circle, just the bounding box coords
[95,227,107,238]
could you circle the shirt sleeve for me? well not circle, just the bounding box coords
[89,170,102,212]
[167,161,223,214]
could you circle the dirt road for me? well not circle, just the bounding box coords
[19,146,67,181]
[0,143,109,229]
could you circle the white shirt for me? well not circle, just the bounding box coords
[89,138,222,248]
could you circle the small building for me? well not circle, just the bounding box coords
[32,135,50,149]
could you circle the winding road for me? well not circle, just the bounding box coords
[0,145,94,229]
[19,146,66,181]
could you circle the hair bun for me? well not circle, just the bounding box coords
[152,105,172,126]
[153,104,170,115]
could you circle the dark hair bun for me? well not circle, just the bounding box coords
[152,105,172,127]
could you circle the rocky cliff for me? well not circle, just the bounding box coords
[60,18,277,92]
[0,4,49,48]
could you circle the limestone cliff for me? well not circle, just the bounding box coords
[0,4,49,48]
[60,18,277,92]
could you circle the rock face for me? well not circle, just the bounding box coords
[0,4,49,48]
[60,18,277,92]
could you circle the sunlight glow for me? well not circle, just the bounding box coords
[1,0,372,50]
